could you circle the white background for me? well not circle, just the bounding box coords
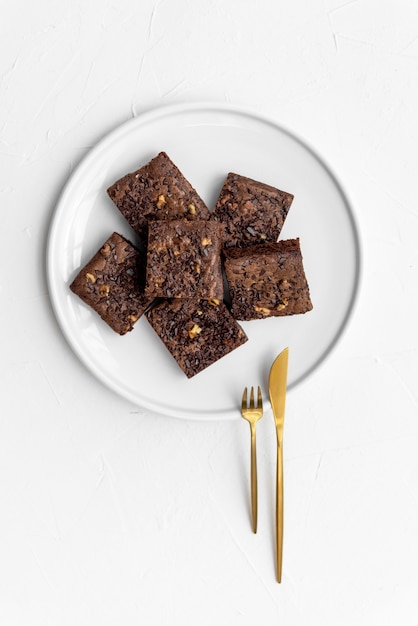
[1,1,418,624]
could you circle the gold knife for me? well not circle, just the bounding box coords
[268,347,289,583]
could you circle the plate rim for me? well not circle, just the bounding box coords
[46,100,363,420]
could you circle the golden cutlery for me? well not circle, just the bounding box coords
[268,348,289,583]
[241,386,263,533]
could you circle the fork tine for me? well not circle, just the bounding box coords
[249,386,255,409]
[257,386,262,409]
[242,387,248,411]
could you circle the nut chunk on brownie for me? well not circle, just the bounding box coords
[223,238,313,321]
[146,299,248,378]
[107,151,210,245]
[211,172,294,249]
[70,232,153,335]
[145,220,224,300]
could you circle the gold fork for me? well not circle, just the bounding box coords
[241,386,263,533]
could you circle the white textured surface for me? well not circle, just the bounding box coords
[1,1,417,624]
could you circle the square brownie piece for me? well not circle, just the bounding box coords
[107,151,210,245]
[211,172,293,249]
[223,238,313,321]
[146,299,248,378]
[70,232,153,335]
[145,220,224,300]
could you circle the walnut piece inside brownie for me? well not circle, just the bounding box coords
[70,232,154,335]
[145,219,224,300]
[107,151,210,246]
[146,298,248,378]
[211,172,293,249]
[223,238,313,321]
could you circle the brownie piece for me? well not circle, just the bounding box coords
[211,172,293,249]
[107,152,210,245]
[223,238,313,321]
[146,298,248,378]
[70,232,153,335]
[145,220,224,300]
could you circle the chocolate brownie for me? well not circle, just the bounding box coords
[146,298,248,378]
[107,152,210,245]
[211,172,294,249]
[145,220,224,300]
[70,232,153,335]
[223,238,313,321]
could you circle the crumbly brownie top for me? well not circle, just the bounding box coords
[223,238,312,321]
[145,220,224,300]
[70,232,153,335]
[146,298,248,378]
[107,151,210,245]
[211,172,293,249]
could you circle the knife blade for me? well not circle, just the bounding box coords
[268,347,289,583]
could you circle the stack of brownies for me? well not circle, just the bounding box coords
[70,152,312,378]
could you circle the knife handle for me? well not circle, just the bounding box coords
[276,442,284,583]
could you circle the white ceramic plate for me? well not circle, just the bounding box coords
[47,102,361,420]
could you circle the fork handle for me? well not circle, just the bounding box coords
[250,425,258,533]
[276,442,284,583]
